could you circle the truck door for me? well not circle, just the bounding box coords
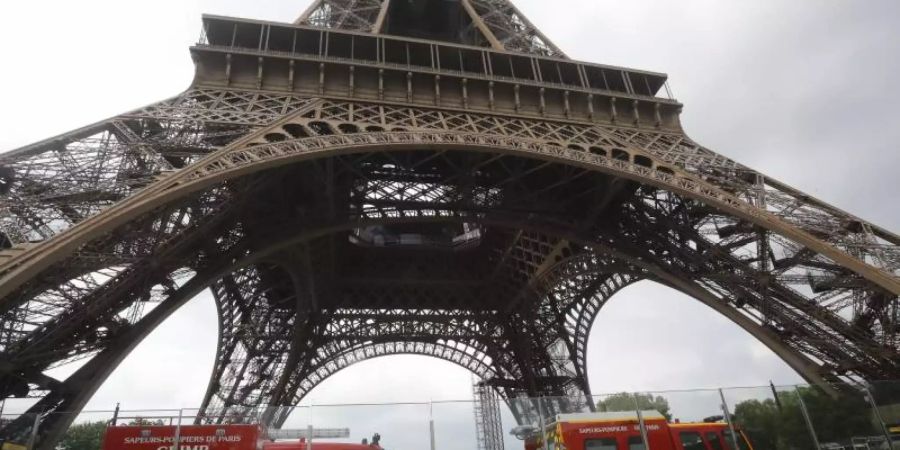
[704,432,725,450]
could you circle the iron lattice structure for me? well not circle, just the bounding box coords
[0,0,898,447]
[474,378,506,450]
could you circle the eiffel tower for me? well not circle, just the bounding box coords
[1,1,898,448]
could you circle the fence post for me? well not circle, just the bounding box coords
[632,393,651,450]
[794,386,821,450]
[173,409,184,450]
[537,398,548,450]
[429,402,436,450]
[111,403,120,426]
[863,386,893,447]
[26,412,42,450]
[717,389,739,450]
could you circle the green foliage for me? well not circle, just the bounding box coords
[870,381,900,406]
[733,387,876,450]
[733,398,796,450]
[127,418,165,426]
[58,421,107,450]
[597,392,672,421]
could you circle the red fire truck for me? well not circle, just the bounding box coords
[520,411,753,450]
[100,424,383,450]
[101,424,264,450]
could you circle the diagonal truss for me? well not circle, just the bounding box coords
[0,2,898,449]
[463,0,565,57]
[296,0,386,32]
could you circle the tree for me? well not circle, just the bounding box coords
[597,392,672,421]
[127,418,165,426]
[733,387,876,450]
[733,398,793,450]
[58,421,107,450]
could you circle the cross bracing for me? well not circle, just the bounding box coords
[0,1,898,449]
[295,0,565,57]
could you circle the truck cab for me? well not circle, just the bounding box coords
[523,411,752,450]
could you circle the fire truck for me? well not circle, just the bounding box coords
[100,423,383,450]
[518,411,753,450]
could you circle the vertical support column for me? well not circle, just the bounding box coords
[488,82,495,110]
[349,66,356,97]
[632,100,640,126]
[587,94,594,120]
[514,85,521,113]
[288,60,296,91]
[610,97,618,123]
[225,54,233,86]
[434,75,442,106]
[256,57,265,89]
[462,79,469,109]
[539,88,546,116]
[407,72,414,103]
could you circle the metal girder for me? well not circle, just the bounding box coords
[462,0,566,57]
[0,89,314,248]
[1,2,899,449]
[296,0,386,31]
[294,0,564,57]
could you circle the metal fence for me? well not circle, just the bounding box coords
[2,381,899,450]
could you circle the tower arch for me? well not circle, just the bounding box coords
[0,143,896,440]
[1,2,898,449]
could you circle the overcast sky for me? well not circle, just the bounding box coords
[2,0,899,447]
